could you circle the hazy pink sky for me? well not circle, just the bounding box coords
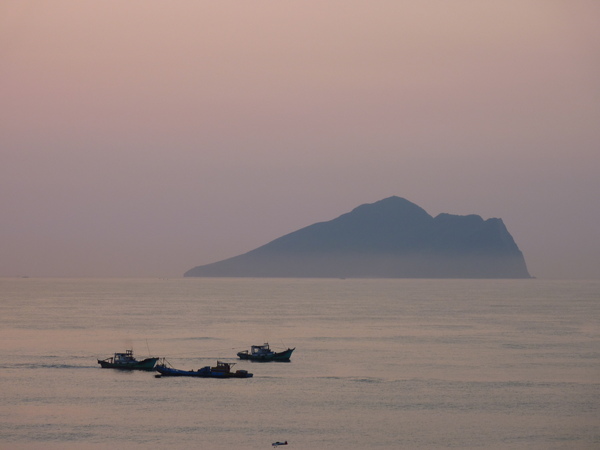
[2,1,599,278]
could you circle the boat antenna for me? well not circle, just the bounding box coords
[146,338,152,356]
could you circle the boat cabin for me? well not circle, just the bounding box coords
[113,350,136,364]
[250,343,274,356]
[211,361,234,373]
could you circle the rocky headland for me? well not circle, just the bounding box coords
[184,196,530,278]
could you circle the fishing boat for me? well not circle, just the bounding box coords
[237,343,295,362]
[155,360,253,378]
[97,349,159,370]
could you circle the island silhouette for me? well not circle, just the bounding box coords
[184,196,530,278]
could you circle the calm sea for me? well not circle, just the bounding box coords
[0,278,598,449]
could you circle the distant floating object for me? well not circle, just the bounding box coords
[272,441,288,447]
[237,343,295,362]
[97,349,159,371]
[155,360,253,378]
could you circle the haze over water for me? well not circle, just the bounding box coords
[3,3,599,447]
[2,2,599,280]
[1,278,598,449]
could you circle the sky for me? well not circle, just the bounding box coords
[1,1,599,279]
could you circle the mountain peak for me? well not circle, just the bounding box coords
[184,197,530,278]
[351,196,428,214]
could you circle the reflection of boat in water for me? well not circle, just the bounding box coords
[155,360,253,378]
[237,343,295,362]
[98,349,159,370]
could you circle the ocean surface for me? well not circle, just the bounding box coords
[0,278,598,450]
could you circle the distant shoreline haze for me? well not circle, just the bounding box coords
[185,196,531,278]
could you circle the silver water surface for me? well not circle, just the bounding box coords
[0,278,598,449]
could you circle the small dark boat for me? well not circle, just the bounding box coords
[237,343,295,362]
[155,360,253,378]
[98,349,159,371]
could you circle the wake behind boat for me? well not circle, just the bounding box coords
[97,349,159,371]
[155,360,253,378]
[237,343,295,362]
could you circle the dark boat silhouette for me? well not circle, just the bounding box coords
[237,343,295,362]
[155,360,253,378]
[97,349,159,371]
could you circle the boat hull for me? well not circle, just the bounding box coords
[98,357,159,371]
[156,365,253,378]
[237,348,295,362]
